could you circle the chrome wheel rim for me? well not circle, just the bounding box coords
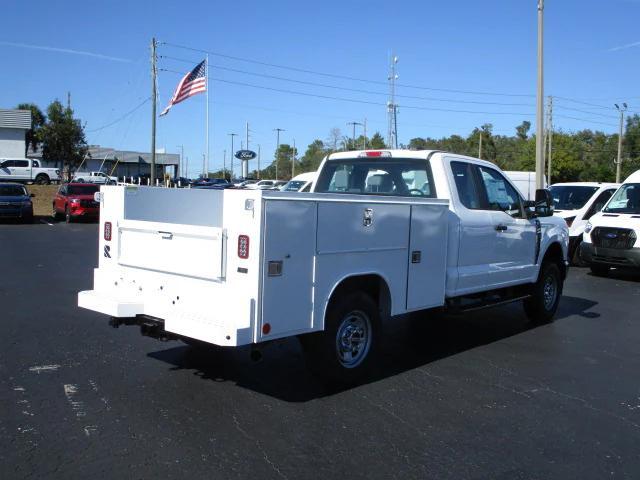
[543,274,557,310]
[335,310,371,368]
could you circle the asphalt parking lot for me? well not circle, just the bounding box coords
[1,220,640,479]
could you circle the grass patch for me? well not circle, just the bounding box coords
[26,184,58,216]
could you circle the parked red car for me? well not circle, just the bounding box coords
[52,183,101,223]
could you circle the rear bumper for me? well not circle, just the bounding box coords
[78,289,252,347]
[580,242,640,268]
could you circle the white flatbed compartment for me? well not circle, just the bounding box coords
[79,185,449,347]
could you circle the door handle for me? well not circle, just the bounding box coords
[495,224,508,232]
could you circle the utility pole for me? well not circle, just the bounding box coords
[387,54,399,149]
[67,91,71,110]
[478,130,483,159]
[150,37,157,185]
[291,139,296,178]
[257,145,261,179]
[228,133,237,180]
[176,144,184,178]
[535,1,545,189]
[546,96,553,185]
[615,103,628,183]
[185,156,188,179]
[363,118,368,149]
[347,121,363,150]
[201,153,205,178]
[223,149,227,179]
[273,128,284,180]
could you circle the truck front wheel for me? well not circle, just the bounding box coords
[300,292,379,383]
[35,173,50,185]
[523,262,562,324]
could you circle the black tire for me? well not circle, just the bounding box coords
[571,240,587,267]
[77,178,85,183]
[22,213,33,224]
[35,174,50,185]
[589,264,610,276]
[523,262,562,324]
[300,292,379,383]
[65,206,72,223]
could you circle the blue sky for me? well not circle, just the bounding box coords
[2,0,639,177]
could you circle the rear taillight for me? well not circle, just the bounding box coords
[104,222,112,241]
[238,235,249,259]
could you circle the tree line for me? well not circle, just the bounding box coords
[225,118,640,183]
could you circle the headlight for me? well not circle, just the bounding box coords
[70,198,80,204]
[585,222,593,234]
[564,216,576,228]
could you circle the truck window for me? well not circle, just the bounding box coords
[478,166,523,217]
[451,161,482,209]
[32,160,40,168]
[1,160,15,168]
[15,160,29,167]
[316,158,435,197]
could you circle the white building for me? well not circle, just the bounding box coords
[0,109,31,158]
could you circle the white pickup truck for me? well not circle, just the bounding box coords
[0,158,61,184]
[78,149,568,382]
[72,171,117,184]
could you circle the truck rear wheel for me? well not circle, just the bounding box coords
[523,261,562,324]
[300,292,379,383]
[35,173,50,185]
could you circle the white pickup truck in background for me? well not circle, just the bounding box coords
[0,158,61,184]
[78,149,568,382]
[72,171,118,184]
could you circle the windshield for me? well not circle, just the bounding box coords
[603,183,640,214]
[0,185,27,196]
[550,185,599,210]
[282,180,306,191]
[68,185,99,195]
[315,158,435,197]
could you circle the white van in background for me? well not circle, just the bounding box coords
[280,171,317,192]
[581,170,640,275]
[504,171,546,201]
[550,182,619,263]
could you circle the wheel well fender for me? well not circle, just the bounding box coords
[541,241,566,280]
[324,273,392,325]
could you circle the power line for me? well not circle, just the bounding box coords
[85,97,151,133]
[160,41,536,97]
[160,55,537,107]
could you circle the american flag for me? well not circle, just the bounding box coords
[160,60,206,116]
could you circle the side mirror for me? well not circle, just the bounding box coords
[534,188,554,217]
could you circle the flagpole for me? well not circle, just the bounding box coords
[205,54,209,178]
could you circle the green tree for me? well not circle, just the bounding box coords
[368,132,386,149]
[515,121,531,140]
[298,139,326,173]
[40,100,88,179]
[16,103,45,156]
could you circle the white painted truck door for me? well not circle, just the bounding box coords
[260,199,317,340]
[406,204,448,310]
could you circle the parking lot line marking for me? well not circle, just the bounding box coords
[28,364,61,373]
[39,219,54,226]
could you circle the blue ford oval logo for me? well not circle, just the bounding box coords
[605,232,618,239]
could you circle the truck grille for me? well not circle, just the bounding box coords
[591,227,636,250]
[80,199,99,208]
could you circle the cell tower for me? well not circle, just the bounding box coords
[387,53,399,149]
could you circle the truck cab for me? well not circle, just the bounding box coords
[581,170,640,275]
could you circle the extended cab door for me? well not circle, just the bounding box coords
[476,165,537,284]
[12,160,30,180]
